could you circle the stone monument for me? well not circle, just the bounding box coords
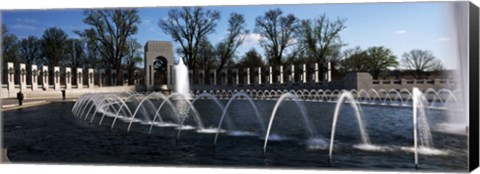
[77,68,83,89]
[65,67,72,89]
[144,41,174,91]
[31,65,38,91]
[42,66,49,90]
[54,66,60,90]
[20,63,26,91]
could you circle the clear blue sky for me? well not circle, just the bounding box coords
[1,2,458,69]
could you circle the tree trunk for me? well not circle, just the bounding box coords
[372,71,379,80]
[116,67,121,86]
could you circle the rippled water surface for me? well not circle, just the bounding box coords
[2,102,468,172]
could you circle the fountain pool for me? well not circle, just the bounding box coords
[2,88,469,172]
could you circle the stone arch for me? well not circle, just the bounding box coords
[144,41,174,91]
[153,56,168,86]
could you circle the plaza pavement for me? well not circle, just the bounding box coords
[1,98,77,111]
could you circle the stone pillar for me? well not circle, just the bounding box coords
[327,62,332,82]
[111,69,117,86]
[171,67,176,87]
[210,69,216,85]
[188,70,193,85]
[123,70,128,86]
[246,68,251,85]
[168,65,173,87]
[315,63,319,83]
[308,64,315,86]
[7,62,15,91]
[290,65,295,84]
[199,69,205,85]
[269,66,273,85]
[343,72,373,90]
[221,69,228,85]
[77,68,83,89]
[302,64,307,84]
[234,68,239,86]
[99,69,104,87]
[279,66,284,84]
[20,63,27,91]
[42,66,49,90]
[31,65,38,91]
[323,62,332,82]
[133,70,139,85]
[65,67,72,89]
[400,79,408,85]
[88,68,94,88]
[322,62,332,88]
[145,63,153,90]
[53,66,60,90]
[257,67,262,85]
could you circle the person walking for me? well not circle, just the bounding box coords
[61,89,66,100]
[17,91,24,106]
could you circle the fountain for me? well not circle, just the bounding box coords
[65,85,469,171]
[174,58,191,99]
[451,1,469,135]
[328,91,370,165]
[65,57,466,171]
[214,92,265,145]
[413,87,430,168]
[263,92,326,154]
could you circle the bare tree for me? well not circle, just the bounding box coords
[159,7,220,74]
[401,49,445,79]
[216,12,249,75]
[195,38,218,84]
[19,36,42,67]
[254,8,298,66]
[2,25,20,84]
[2,24,20,64]
[64,38,85,69]
[79,9,140,85]
[19,36,42,84]
[340,46,369,72]
[237,48,265,68]
[297,14,347,64]
[41,27,69,82]
[365,46,399,79]
[196,38,217,71]
[81,32,102,69]
[63,38,86,85]
[124,38,143,85]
